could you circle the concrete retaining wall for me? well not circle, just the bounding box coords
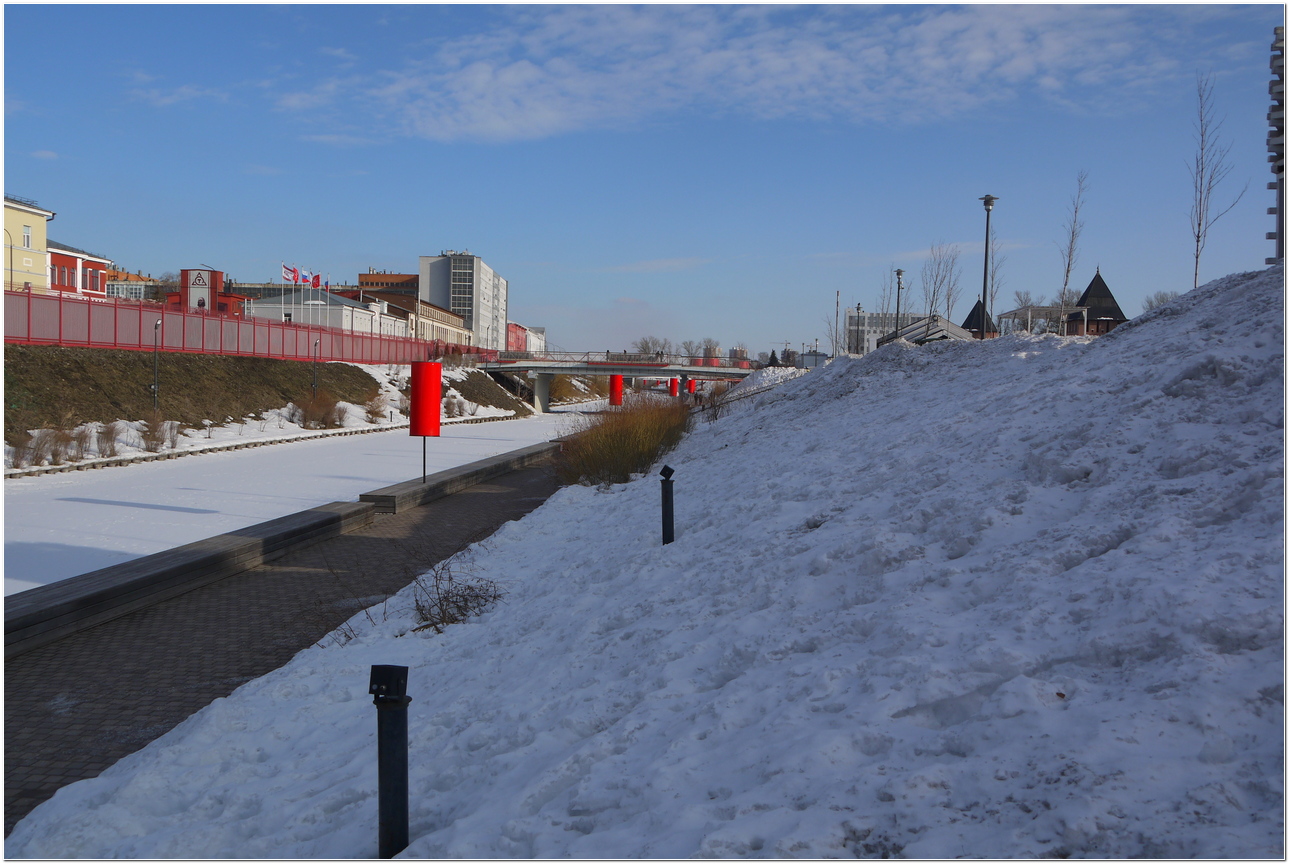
[5,440,560,659]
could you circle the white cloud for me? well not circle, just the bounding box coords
[266,6,1244,143]
[130,85,227,107]
[31,150,58,160]
[374,6,1209,141]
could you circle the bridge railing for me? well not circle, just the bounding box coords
[493,350,758,370]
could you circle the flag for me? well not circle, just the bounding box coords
[311,274,321,289]
[290,266,300,284]
[300,269,312,285]
[324,275,330,292]
[281,263,293,283]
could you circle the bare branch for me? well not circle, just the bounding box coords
[1055,170,1089,335]
[1189,72,1249,290]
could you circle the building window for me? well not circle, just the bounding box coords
[22,226,31,249]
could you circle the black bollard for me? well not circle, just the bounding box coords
[369,665,412,859]
[660,464,675,545]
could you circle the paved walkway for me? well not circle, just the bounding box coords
[4,464,561,836]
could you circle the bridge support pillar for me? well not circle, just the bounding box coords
[530,373,552,414]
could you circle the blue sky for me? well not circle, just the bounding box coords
[5,4,1282,354]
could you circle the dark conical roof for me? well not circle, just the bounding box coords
[1068,269,1127,322]
[960,299,997,334]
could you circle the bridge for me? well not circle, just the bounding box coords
[479,351,758,413]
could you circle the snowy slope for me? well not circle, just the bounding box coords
[7,268,1283,858]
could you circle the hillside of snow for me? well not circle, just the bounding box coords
[7,268,1283,858]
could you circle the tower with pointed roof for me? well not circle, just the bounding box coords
[1065,269,1128,336]
[959,298,998,339]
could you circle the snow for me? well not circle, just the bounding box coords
[3,364,576,595]
[7,268,1283,858]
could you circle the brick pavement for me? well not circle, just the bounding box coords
[4,463,560,836]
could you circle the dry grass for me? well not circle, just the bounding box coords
[98,421,123,458]
[554,394,691,486]
[290,389,343,429]
[140,413,167,452]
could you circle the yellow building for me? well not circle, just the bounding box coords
[4,196,56,292]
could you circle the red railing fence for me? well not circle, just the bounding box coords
[4,289,492,364]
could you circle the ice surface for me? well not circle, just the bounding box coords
[6,268,1283,858]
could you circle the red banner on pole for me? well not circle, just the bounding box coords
[669,378,679,397]
[609,374,623,406]
[409,362,441,437]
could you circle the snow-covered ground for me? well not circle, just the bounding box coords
[7,268,1283,858]
[3,402,575,596]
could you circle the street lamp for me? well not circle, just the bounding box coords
[892,268,905,341]
[152,318,162,412]
[979,195,998,339]
[3,229,13,292]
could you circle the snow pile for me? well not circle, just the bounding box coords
[730,363,807,393]
[7,269,1282,858]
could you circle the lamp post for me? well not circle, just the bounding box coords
[152,318,162,412]
[892,268,905,341]
[979,195,998,339]
[3,229,13,292]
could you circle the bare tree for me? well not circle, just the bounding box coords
[988,230,1006,320]
[1142,290,1181,313]
[920,242,961,328]
[877,266,895,319]
[631,336,673,356]
[822,314,844,358]
[1055,170,1089,335]
[1189,72,1248,290]
[699,337,721,358]
[680,340,700,358]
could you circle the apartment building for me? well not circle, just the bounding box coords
[4,195,55,291]
[845,303,921,355]
[419,250,508,352]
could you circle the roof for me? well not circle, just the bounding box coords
[1067,270,1127,322]
[959,299,998,334]
[104,269,157,283]
[48,240,112,263]
[246,288,378,311]
[876,314,975,348]
[4,195,54,217]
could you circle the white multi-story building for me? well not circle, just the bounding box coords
[419,250,508,352]
[845,304,922,355]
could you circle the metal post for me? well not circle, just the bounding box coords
[369,665,411,859]
[153,318,161,412]
[312,338,320,400]
[660,465,675,545]
[893,269,904,340]
[979,195,998,339]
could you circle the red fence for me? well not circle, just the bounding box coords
[4,289,492,364]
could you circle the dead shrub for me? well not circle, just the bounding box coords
[139,413,166,452]
[554,394,691,486]
[98,421,122,458]
[702,382,734,423]
[29,429,56,466]
[8,431,33,468]
[409,553,505,634]
[442,396,459,418]
[364,393,387,424]
[292,389,342,429]
[165,420,183,449]
[70,425,94,461]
